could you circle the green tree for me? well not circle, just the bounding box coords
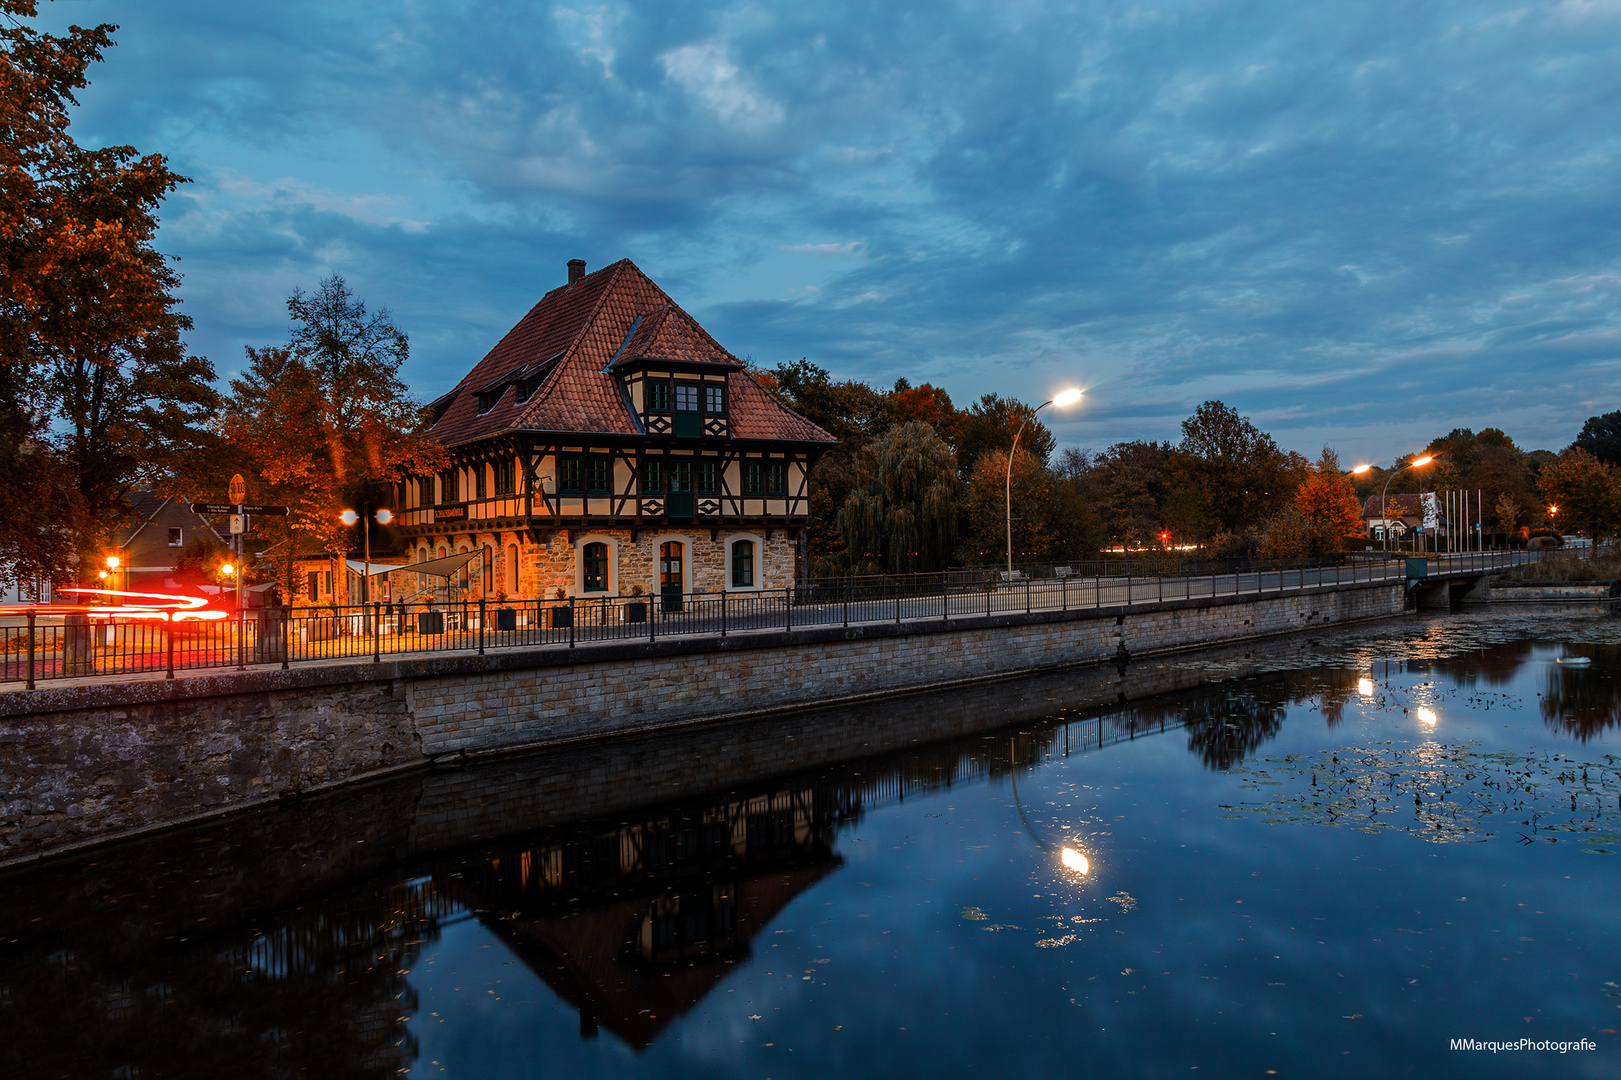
[836,421,959,574]
[1574,411,1621,467]
[955,393,1055,480]
[1087,440,1175,548]
[1177,401,1305,539]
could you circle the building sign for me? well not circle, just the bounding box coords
[434,504,467,522]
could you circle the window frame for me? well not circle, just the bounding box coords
[704,383,725,416]
[643,457,664,493]
[586,456,611,494]
[645,379,671,414]
[558,456,583,494]
[581,539,611,593]
[765,462,787,496]
[741,461,762,495]
[728,535,763,590]
[494,457,516,496]
[696,460,718,495]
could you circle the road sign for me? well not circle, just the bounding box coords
[230,514,246,535]
[228,474,246,505]
[190,502,289,516]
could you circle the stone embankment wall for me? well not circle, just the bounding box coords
[0,581,1405,861]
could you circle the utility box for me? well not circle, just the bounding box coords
[1405,558,1429,579]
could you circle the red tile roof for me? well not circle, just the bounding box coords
[427,259,835,447]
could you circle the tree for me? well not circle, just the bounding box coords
[767,359,892,567]
[1176,401,1305,539]
[889,380,960,448]
[1536,447,1621,539]
[0,0,195,588]
[955,393,1054,480]
[1574,411,1621,467]
[960,447,1055,565]
[1294,448,1364,543]
[1494,492,1523,534]
[835,421,959,574]
[1087,440,1174,548]
[198,279,448,603]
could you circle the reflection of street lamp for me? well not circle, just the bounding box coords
[341,506,395,604]
[1007,388,1083,578]
[1380,455,1434,552]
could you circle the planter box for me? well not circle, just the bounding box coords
[496,607,517,631]
[549,606,573,629]
[417,611,445,635]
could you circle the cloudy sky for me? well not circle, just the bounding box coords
[40,0,1621,459]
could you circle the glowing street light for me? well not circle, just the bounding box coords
[221,562,235,577]
[341,505,397,604]
[1007,388,1084,578]
[104,555,120,570]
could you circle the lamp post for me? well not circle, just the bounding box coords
[1380,455,1434,552]
[341,506,394,604]
[1007,388,1083,579]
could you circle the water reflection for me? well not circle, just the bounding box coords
[1542,644,1621,741]
[4,614,1620,1078]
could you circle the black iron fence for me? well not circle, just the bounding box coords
[0,548,1581,689]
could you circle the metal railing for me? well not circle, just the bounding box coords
[0,548,1580,689]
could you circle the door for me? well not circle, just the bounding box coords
[660,541,684,612]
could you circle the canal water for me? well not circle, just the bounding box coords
[3,612,1619,1078]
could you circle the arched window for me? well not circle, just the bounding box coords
[731,539,755,588]
[582,542,609,592]
[482,544,493,592]
[506,544,519,594]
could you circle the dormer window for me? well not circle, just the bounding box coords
[646,380,670,412]
[705,384,725,415]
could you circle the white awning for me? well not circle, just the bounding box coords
[345,559,407,577]
[394,551,480,579]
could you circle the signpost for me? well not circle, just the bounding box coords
[190,481,297,668]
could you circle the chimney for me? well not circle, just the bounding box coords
[567,259,586,285]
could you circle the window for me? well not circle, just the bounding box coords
[741,461,762,495]
[674,382,700,413]
[646,380,671,412]
[704,384,725,415]
[765,462,788,496]
[587,457,610,493]
[167,527,183,547]
[482,544,493,591]
[495,457,516,495]
[474,464,487,499]
[324,570,332,597]
[583,542,609,592]
[507,544,519,594]
[731,540,755,588]
[559,457,582,493]
[438,468,459,504]
[696,460,718,494]
[669,460,692,492]
[307,571,319,599]
[418,476,433,506]
[643,457,663,493]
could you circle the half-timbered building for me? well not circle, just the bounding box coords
[398,258,836,604]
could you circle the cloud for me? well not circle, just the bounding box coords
[40,0,1621,461]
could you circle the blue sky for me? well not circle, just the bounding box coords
[41,0,1621,460]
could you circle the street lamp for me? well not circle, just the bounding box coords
[1007,388,1083,578]
[1379,454,1434,553]
[341,506,394,604]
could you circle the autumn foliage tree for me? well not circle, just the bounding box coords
[1294,448,1364,542]
[0,0,202,588]
[1536,447,1621,539]
[196,277,448,602]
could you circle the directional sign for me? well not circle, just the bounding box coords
[228,474,246,505]
[191,502,290,516]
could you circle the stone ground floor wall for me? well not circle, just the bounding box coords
[0,582,1405,862]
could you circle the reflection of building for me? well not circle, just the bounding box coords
[398,258,836,603]
[443,787,849,1049]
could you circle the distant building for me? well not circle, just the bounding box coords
[106,493,229,591]
[1362,493,1448,545]
[372,258,837,606]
